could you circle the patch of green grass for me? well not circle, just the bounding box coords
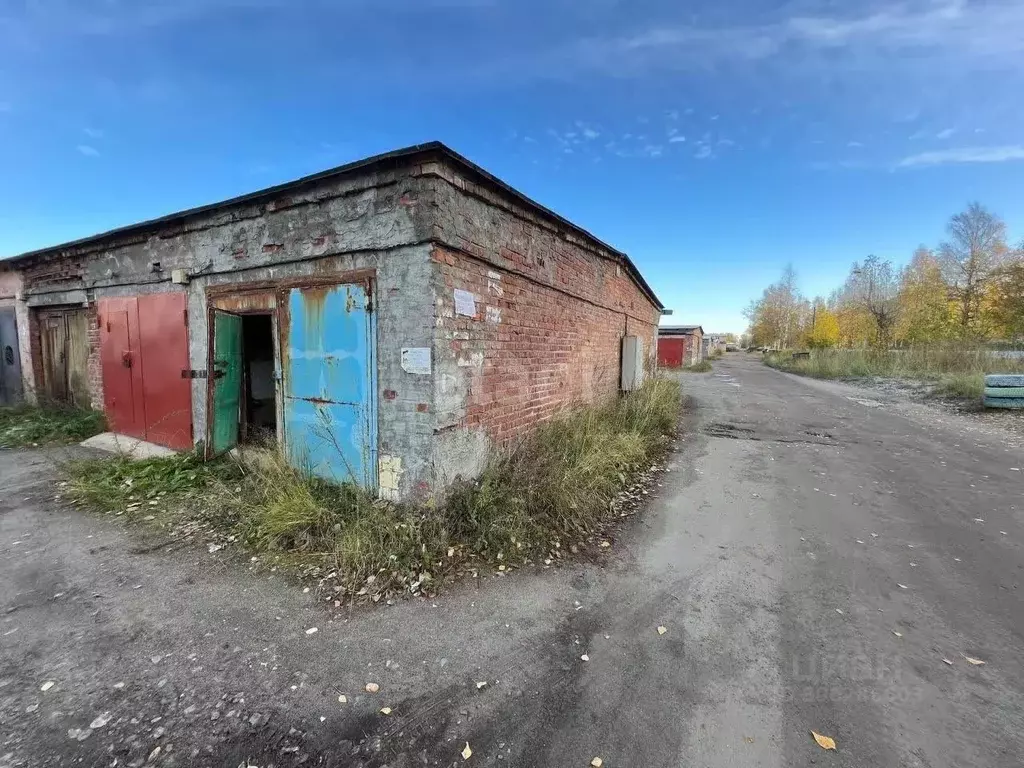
[934,373,985,400]
[63,378,682,602]
[682,360,713,372]
[65,453,241,521]
[0,405,106,448]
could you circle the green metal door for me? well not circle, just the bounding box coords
[210,310,243,455]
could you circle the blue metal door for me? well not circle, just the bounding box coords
[284,283,377,488]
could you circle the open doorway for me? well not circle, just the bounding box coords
[209,309,278,456]
[241,313,276,443]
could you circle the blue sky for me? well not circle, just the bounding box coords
[1,0,1023,333]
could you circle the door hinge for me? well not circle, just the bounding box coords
[183,308,189,326]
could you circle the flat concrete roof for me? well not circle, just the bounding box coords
[659,325,703,335]
[4,141,662,310]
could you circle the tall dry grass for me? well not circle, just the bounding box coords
[765,345,1024,398]
[67,377,682,600]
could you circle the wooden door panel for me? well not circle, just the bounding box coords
[39,312,68,403]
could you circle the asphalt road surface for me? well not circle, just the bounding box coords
[2,353,1022,767]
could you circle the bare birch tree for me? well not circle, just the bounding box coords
[938,203,1010,333]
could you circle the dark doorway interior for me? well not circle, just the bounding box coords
[241,314,276,442]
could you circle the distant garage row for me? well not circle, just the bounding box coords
[4,142,664,499]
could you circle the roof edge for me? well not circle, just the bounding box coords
[4,141,663,309]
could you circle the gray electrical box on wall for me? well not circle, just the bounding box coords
[620,335,644,391]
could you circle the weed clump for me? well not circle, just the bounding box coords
[0,405,105,448]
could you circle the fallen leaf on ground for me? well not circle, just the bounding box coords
[581,654,590,661]
[892,631,902,638]
[591,758,603,767]
[338,695,347,703]
[743,736,755,744]
[897,584,908,589]
[942,659,953,665]
[305,627,318,635]
[461,742,473,760]
[89,712,112,729]
[365,683,380,693]
[657,626,667,635]
[811,731,837,750]
[835,609,844,615]
[380,707,392,715]
[40,681,55,692]
[963,655,986,666]
[475,681,487,689]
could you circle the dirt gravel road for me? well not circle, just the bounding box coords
[2,353,1022,767]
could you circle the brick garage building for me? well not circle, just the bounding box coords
[657,325,704,368]
[6,142,662,499]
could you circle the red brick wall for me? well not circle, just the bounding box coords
[85,305,103,409]
[433,244,658,445]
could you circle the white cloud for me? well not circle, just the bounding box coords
[898,145,1024,168]
[935,127,955,139]
[669,135,686,143]
[582,128,599,139]
[847,141,864,148]
[77,144,100,157]
[534,0,1024,81]
[694,145,713,160]
[83,127,103,138]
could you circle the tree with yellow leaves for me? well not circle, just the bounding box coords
[897,247,953,344]
[802,300,841,348]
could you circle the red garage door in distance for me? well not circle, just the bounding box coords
[657,337,685,369]
[137,293,193,450]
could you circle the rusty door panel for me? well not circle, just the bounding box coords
[99,298,146,438]
[211,291,277,313]
[137,293,193,450]
[283,283,377,488]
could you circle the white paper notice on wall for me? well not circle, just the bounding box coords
[454,289,477,317]
[401,347,432,375]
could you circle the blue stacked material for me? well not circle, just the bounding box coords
[984,374,1024,409]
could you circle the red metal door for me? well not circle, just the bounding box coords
[657,337,685,368]
[137,293,193,450]
[99,298,146,438]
